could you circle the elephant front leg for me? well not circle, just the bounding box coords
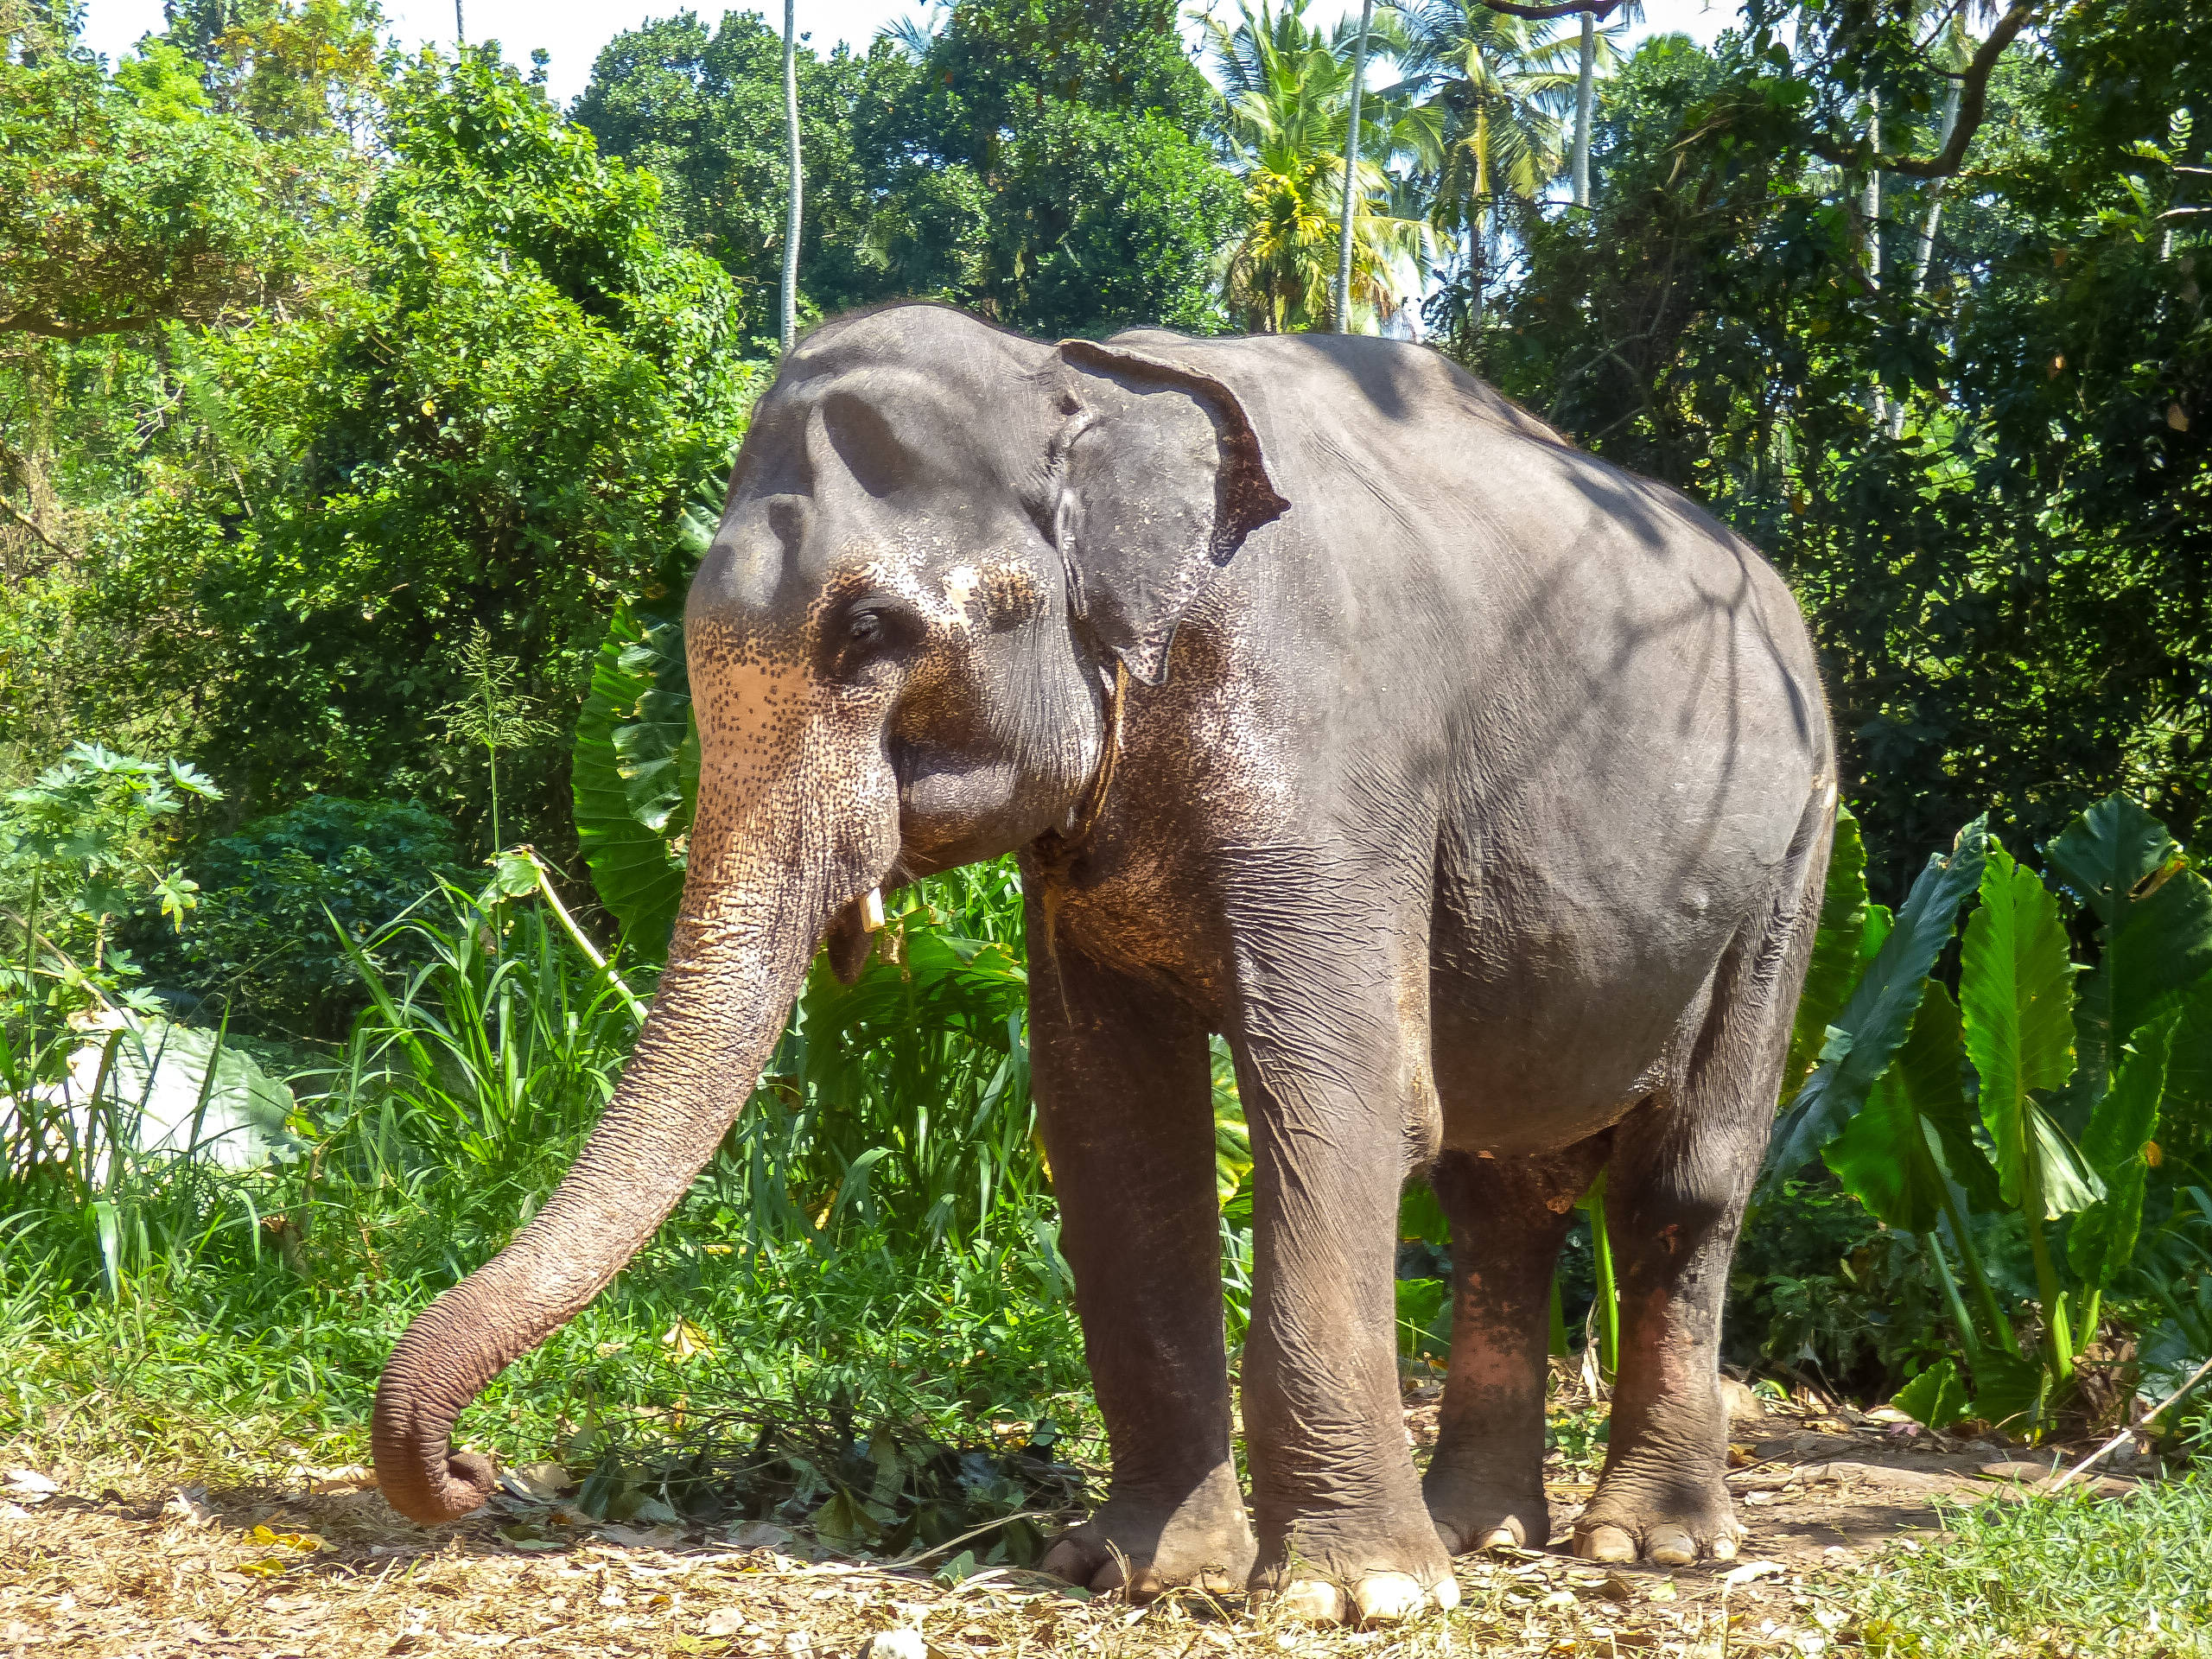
[1234,979,1459,1624]
[1028,933,1255,1598]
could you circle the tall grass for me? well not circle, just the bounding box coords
[0,861,1094,1471]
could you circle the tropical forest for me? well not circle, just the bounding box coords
[3,0,2210,1651]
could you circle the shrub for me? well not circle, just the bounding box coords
[139,797,464,1038]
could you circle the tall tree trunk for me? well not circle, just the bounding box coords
[1890,81,1962,438]
[1336,0,1376,334]
[1573,8,1595,210]
[1862,93,1885,427]
[780,0,803,353]
[454,0,463,44]
[1909,81,1962,296]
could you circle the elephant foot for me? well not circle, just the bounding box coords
[1571,1471,1743,1567]
[1255,1512,1459,1627]
[1270,1570,1460,1626]
[1422,1467,1551,1555]
[1039,1466,1255,1599]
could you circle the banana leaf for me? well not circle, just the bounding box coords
[573,599,695,953]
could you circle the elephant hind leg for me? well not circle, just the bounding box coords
[1422,1140,1609,1555]
[1572,836,1829,1567]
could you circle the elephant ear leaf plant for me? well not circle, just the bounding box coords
[1762,794,2212,1438]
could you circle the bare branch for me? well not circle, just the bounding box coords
[0,309,164,342]
[0,491,74,561]
[1475,0,1632,21]
[1813,2,2040,180]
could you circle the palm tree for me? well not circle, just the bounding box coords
[1206,0,1434,334]
[1394,0,1577,314]
[1562,2,1641,208]
[781,0,801,353]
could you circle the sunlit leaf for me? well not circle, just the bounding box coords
[1762,818,1987,1197]
[1961,842,2078,1211]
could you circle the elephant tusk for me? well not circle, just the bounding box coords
[860,887,885,931]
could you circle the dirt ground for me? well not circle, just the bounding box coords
[0,1389,2153,1659]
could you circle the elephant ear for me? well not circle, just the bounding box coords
[1052,339,1290,686]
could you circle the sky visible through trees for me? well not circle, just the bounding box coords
[76,0,1734,105]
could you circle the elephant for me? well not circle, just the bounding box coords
[372,302,1834,1625]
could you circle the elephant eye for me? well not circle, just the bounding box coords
[849,611,885,645]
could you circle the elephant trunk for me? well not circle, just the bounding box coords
[372,779,865,1526]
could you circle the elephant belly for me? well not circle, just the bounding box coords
[1423,876,1745,1156]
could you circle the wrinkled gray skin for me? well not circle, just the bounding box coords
[373,302,1833,1623]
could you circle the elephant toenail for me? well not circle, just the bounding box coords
[1431,1573,1462,1611]
[1276,1580,1348,1624]
[1474,1520,1524,1552]
[1645,1526,1697,1567]
[1351,1573,1427,1624]
[1710,1533,1740,1561]
[1039,1541,1088,1583]
[1575,1524,1638,1564]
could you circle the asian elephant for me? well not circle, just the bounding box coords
[372,302,1834,1624]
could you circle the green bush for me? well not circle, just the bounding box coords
[132,797,464,1038]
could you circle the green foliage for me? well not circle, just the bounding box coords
[1962,844,2090,1219]
[572,599,694,952]
[1782,804,1868,1105]
[0,743,223,1023]
[570,13,912,339]
[1773,794,2212,1430]
[1764,816,1988,1188]
[864,0,1236,334]
[0,8,342,343]
[573,0,1236,339]
[434,622,558,856]
[60,41,758,858]
[747,899,1037,1249]
[130,796,464,1038]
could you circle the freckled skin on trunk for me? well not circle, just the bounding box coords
[371,856,827,1525]
[372,305,1834,1628]
[372,608,898,1524]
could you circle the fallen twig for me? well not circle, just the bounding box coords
[2050,1351,2212,1490]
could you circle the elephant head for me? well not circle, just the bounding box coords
[370,304,1287,1525]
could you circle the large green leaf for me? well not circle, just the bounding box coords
[1826,980,1999,1230]
[2047,794,2212,1110]
[1827,1068,1952,1234]
[1783,804,1868,1106]
[2166,975,2212,1126]
[1891,980,2003,1212]
[2018,1102,2105,1219]
[613,613,697,836]
[2069,1015,2177,1290]
[2046,794,2181,927]
[574,599,691,951]
[1760,818,1988,1196]
[1961,842,2079,1212]
[1892,1357,1970,1431]
[2107,867,2212,1046]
